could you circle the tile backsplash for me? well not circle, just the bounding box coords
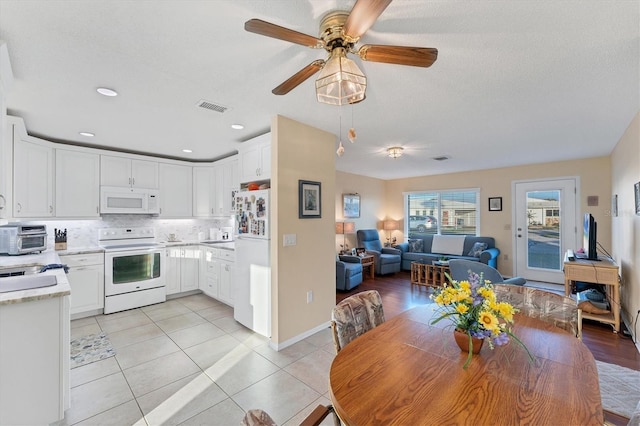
[17,215,235,249]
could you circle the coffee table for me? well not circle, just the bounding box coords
[411,261,449,288]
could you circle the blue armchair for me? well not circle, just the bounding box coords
[336,255,363,291]
[356,229,401,275]
[449,259,526,286]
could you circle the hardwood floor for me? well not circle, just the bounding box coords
[336,271,640,425]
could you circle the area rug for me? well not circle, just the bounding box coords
[70,332,116,369]
[597,360,640,419]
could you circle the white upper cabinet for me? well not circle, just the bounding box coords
[55,149,100,217]
[100,155,158,189]
[159,163,192,217]
[192,166,215,217]
[13,138,54,217]
[238,133,271,183]
[222,156,239,215]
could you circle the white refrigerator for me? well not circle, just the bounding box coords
[233,189,271,337]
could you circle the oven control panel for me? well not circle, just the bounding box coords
[98,227,155,242]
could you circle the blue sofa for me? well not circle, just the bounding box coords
[396,235,499,270]
[336,255,363,291]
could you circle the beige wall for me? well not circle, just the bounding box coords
[610,111,639,344]
[335,171,386,251]
[271,115,336,344]
[378,158,612,279]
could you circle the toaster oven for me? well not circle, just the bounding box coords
[0,223,47,255]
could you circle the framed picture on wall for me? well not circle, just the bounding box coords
[488,197,502,212]
[299,180,321,218]
[343,193,360,218]
[635,182,640,215]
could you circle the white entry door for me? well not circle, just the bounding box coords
[513,178,578,283]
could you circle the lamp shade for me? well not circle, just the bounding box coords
[383,220,399,231]
[316,47,366,106]
[343,222,356,234]
[335,222,345,234]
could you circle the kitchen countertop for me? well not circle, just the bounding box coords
[162,240,235,250]
[0,251,71,305]
[54,246,104,256]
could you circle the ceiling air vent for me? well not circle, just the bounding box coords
[196,99,230,114]
[432,156,449,161]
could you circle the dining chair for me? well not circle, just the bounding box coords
[241,404,339,426]
[330,289,385,353]
[493,284,582,338]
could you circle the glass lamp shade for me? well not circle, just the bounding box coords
[316,48,366,106]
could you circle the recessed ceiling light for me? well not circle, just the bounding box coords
[231,124,244,130]
[97,87,118,97]
[182,149,193,153]
[79,132,95,137]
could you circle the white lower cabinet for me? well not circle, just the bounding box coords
[166,245,200,295]
[0,294,70,425]
[60,253,104,317]
[200,247,234,306]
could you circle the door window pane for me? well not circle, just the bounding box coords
[526,191,561,270]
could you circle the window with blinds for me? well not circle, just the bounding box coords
[405,190,479,237]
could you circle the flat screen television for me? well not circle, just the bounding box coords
[581,213,599,260]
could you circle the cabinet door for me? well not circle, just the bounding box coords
[193,167,214,217]
[159,163,192,217]
[165,247,181,295]
[66,265,104,315]
[131,159,158,189]
[13,139,54,217]
[218,260,234,306]
[259,141,271,180]
[213,164,224,215]
[238,145,260,183]
[55,149,100,217]
[100,155,132,187]
[180,246,200,292]
[222,158,238,215]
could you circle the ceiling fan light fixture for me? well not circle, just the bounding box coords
[387,146,403,159]
[316,48,366,106]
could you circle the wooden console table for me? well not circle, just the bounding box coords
[411,262,449,288]
[360,255,375,280]
[563,258,620,332]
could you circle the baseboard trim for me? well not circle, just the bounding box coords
[269,321,331,351]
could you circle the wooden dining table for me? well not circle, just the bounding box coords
[328,304,603,426]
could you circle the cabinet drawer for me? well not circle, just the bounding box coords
[61,253,104,267]
[219,250,235,262]
[565,264,618,283]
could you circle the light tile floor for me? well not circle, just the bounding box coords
[56,294,336,426]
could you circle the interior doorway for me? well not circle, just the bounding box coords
[513,178,579,283]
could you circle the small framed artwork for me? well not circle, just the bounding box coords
[612,194,618,217]
[299,180,321,219]
[635,182,640,215]
[343,193,361,218]
[356,247,366,256]
[488,197,502,212]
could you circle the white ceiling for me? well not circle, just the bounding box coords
[0,1,638,180]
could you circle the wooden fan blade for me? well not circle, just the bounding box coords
[272,60,325,95]
[245,19,323,48]
[343,0,393,41]
[358,44,438,68]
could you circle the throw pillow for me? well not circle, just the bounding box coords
[408,239,423,253]
[467,242,488,257]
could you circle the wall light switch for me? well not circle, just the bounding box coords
[283,234,297,246]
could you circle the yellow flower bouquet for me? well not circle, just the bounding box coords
[430,271,534,368]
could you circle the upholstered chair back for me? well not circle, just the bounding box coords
[493,284,580,338]
[357,229,383,252]
[331,290,385,353]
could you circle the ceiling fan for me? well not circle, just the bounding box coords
[245,0,438,105]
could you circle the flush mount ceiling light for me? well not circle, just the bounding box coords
[315,47,366,106]
[387,146,403,159]
[79,132,95,137]
[182,149,193,153]
[231,124,244,130]
[96,87,118,97]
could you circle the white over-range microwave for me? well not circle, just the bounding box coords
[100,186,159,215]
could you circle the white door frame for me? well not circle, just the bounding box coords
[511,177,581,283]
